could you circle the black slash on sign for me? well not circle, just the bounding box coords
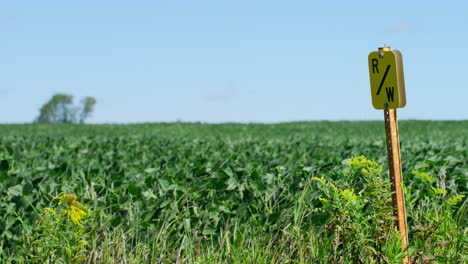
[376,65,391,96]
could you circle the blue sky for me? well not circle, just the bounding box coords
[1,1,467,123]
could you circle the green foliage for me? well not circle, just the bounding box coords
[405,165,468,263]
[79,97,97,124]
[36,94,74,123]
[20,193,90,263]
[0,121,467,262]
[35,94,96,124]
[312,156,405,263]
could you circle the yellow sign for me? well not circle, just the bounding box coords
[368,48,406,109]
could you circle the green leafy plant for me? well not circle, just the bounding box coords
[312,156,406,263]
[406,166,467,263]
[21,193,90,263]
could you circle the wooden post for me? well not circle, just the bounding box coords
[384,107,410,263]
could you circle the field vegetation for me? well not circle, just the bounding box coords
[0,121,467,263]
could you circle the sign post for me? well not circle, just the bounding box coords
[368,47,410,263]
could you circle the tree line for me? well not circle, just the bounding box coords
[35,94,96,124]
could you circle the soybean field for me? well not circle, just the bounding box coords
[1,122,467,263]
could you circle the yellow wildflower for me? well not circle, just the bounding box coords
[44,207,56,214]
[55,193,88,226]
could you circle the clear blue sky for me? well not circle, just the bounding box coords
[1,1,467,123]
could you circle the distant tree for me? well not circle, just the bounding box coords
[36,94,74,123]
[35,94,96,124]
[79,96,97,124]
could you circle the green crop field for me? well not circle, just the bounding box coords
[1,121,467,263]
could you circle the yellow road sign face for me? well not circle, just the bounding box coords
[368,50,406,109]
